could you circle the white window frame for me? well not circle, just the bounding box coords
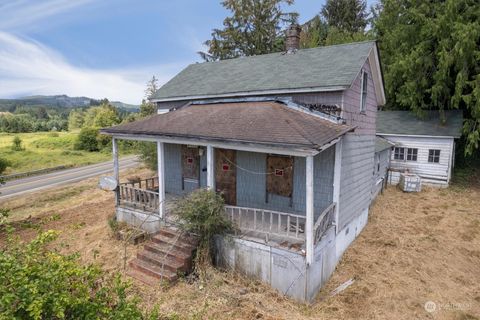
[406,148,418,161]
[360,70,368,113]
[428,149,441,163]
[393,147,405,161]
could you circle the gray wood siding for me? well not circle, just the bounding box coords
[163,144,334,216]
[373,148,391,199]
[235,148,334,217]
[380,135,454,185]
[336,59,378,229]
[342,60,377,135]
[339,134,375,229]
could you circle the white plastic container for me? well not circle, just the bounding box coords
[399,173,422,192]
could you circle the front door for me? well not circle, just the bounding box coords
[181,145,200,190]
[215,149,236,205]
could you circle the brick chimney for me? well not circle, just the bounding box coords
[285,24,301,53]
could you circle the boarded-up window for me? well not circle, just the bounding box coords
[181,145,200,180]
[215,149,236,205]
[266,155,294,197]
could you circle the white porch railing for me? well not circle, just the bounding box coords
[120,177,158,190]
[314,202,336,244]
[118,184,159,213]
[224,205,307,241]
[224,202,336,244]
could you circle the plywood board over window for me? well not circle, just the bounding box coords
[215,149,237,205]
[266,155,294,197]
[181,145,200,180]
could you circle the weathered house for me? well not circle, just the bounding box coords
[101,28,386,302]
[377,110,463,186]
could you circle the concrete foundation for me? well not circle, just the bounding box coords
[116,207,163,234]
[215,207,370,302]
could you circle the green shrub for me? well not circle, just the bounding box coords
[173,189,232,269]
[0,157,9,175]
[74,127,99,151]
[11,136,24,151]
[0,231,156,319]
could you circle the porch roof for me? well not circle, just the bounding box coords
[101,101,353,151]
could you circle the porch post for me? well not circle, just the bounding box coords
[157,141,165,218]
[306,155,314,265]
[206,145,215,189]
[333,138,343,233]
[112,137,119,205]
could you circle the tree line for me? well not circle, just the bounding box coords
[199,0,480,159]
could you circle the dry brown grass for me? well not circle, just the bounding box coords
[1,174,479,319]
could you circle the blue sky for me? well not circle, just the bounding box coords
[0,0,375,104]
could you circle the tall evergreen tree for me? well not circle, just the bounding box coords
[199,0,298,61]
[374,0,480,155]
[321,0,368,34]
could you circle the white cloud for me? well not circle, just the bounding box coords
[0,0,97,30]
[0,32,183,104]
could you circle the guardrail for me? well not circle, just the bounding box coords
[0,165,74,181]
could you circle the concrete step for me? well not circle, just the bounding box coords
[144,242,191,264]
[137,250,186,273]
[129,258,178,282]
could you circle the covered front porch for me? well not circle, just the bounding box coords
[102,100,351,264]
[111,138,341,264]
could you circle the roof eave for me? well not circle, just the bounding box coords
[377,133,461,139]
[149,86,348,103]
[101,127,353,155]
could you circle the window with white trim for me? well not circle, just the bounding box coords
[406,148,418,161]
[393,147,405,160]
[428,149,441,163]
[360,70,368,112]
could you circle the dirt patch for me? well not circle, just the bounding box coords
[1,177,479,319]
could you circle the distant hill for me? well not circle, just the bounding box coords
[0,95,139,112]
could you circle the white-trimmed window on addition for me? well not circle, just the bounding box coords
[360,70,368,112]
[406,148,418,161]
[428,149,441,163]
[394,147,405,160]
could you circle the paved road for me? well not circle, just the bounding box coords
[0,156,139,201]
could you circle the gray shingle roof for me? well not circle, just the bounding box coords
[101,101,353,150]
[375,136,394,153]
[151,41,376,101]
[377,110,463,138]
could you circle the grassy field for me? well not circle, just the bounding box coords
[1,168,479,319]
[0,132,113,175]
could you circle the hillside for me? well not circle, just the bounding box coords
[0,95,139,112]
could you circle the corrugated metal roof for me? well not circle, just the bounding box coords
[151,41,376,101]
[377,110,463,138]
[101,101,353,150]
